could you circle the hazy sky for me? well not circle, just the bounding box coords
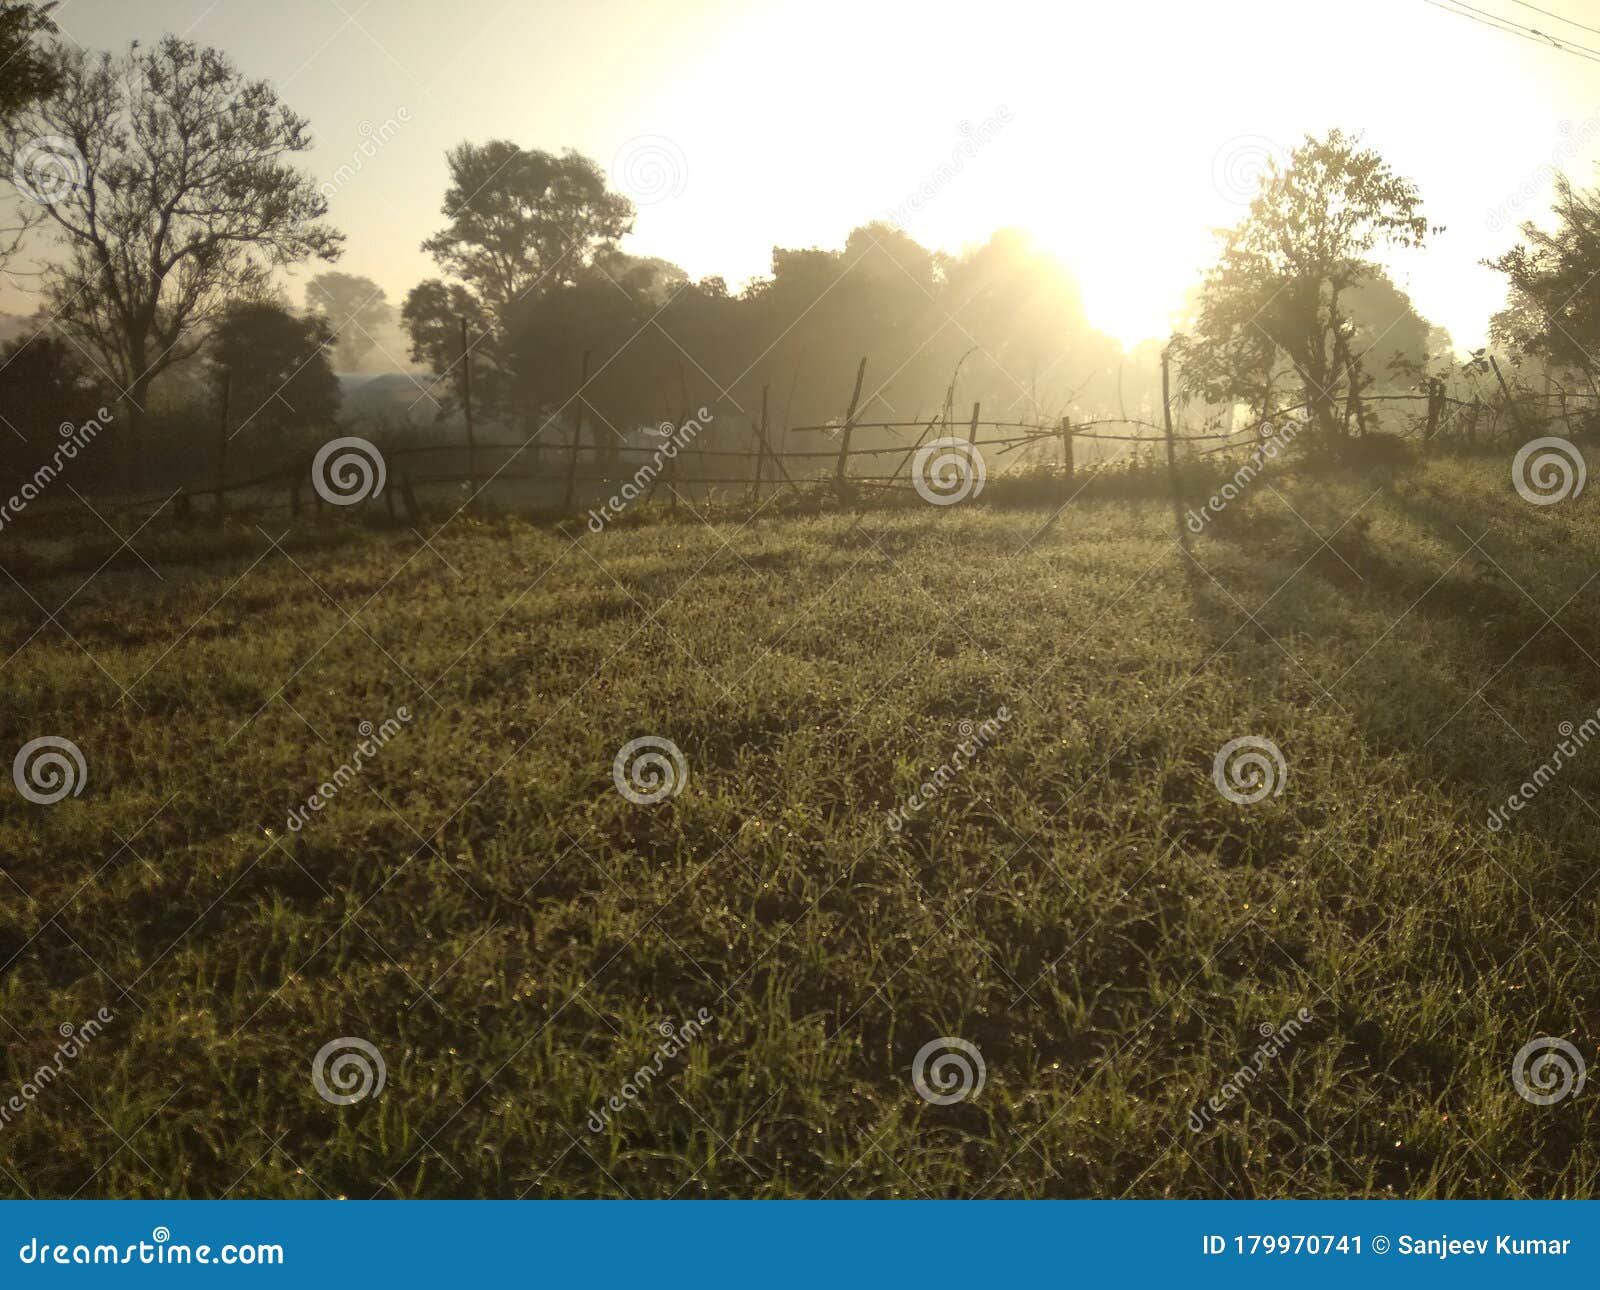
[9,0,1600,351]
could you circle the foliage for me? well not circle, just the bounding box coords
[0,0,58,125]
[1178,130,1431,438]
[0,36,343,453]
[208,300,340,441]
[1488,172,1600,380]
[418,141,633,319]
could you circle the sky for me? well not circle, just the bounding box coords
[7,0,1600,352]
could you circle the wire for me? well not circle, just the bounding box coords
[1504,0,1600,40]
[1424,0,1600,61]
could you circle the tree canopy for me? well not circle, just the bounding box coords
[0,35,342,470]
[1178,129,1432,439]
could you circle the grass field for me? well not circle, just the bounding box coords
[4,449,1600,1198]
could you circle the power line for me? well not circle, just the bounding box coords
[1424,0,1600,62]
[1504,0,1600,41]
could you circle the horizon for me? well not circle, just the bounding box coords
[3,0,1600,354]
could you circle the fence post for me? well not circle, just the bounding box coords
[564,348,591,514]
[751,384,769,503]
[1060,416,1075,492]
[1162,348,1188,551]
[835,356,867,487]
[968,401,980,443]
[1489,354,1528,440]
[1424,378,1441,449]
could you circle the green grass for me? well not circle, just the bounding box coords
[4,449,1600,1198]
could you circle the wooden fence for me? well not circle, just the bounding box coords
[73,353,1599,523]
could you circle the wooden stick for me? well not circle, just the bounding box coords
[1162,349,1188,552]
[564,348,591,513]
[836,356,866,484]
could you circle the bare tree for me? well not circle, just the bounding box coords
[0,36,343,477]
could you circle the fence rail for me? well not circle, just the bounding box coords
[52,355,1599,522]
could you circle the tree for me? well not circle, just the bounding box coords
[1489,172,1600,387]
[0,1,58,124]
[419,142,632,319]
[208,301,339,440]
[0,332,103,493]
[1177,130,1431,441]
[306,271,391,372]
[0,0,60,270]
[0,37,343,477]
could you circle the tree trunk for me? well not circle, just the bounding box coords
[122,376,152,493]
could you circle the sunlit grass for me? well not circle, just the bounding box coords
[2,451,1598,1197]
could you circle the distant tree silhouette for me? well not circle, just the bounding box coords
[1178,130,1430,441]
[208,301,340,443]
[402,278,506,414]
[305,272,392,373]
[0,37,343,480]
[0,334,104,492]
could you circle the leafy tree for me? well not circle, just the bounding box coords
[1489,172,1600,387]
[0,0,60,269]
[419,141,632,319]
[208,301,339,440]
[400,277,505,413]
[306,271,392,372]
[0,1,58,124]
[0,332,104,492]
[0,37,343,476]
[1177,130,1431,441]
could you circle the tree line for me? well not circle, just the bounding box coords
[0,2,1586,506]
